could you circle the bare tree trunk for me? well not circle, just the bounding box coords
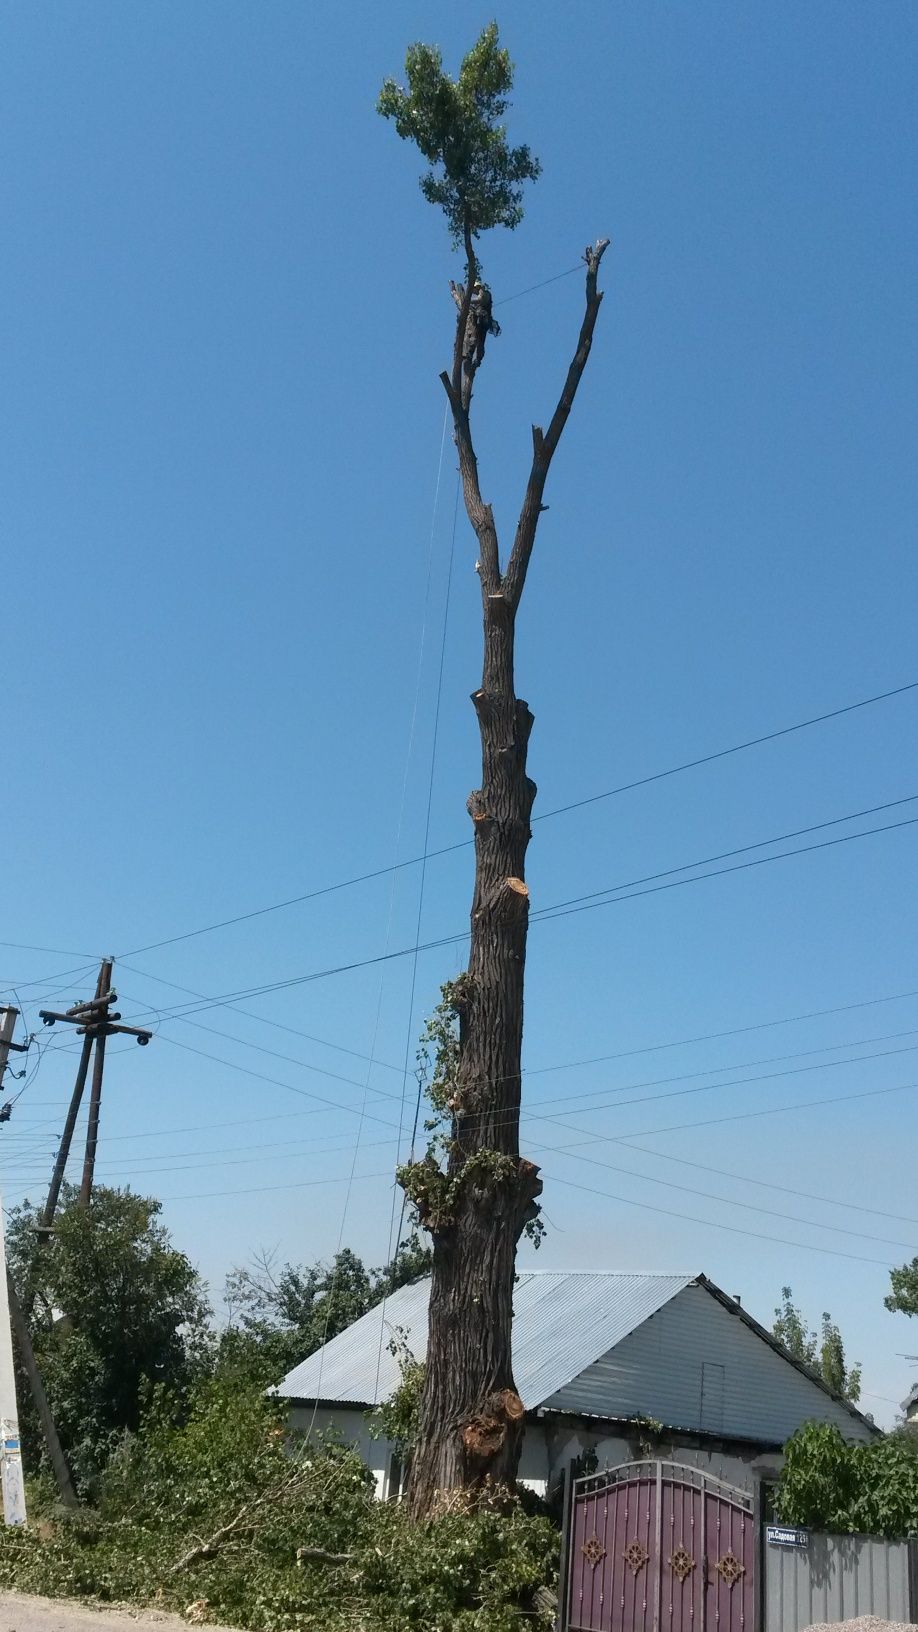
[404,235,609,1516]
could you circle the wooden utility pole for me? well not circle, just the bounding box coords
[0,1008,27,1522]
[0,1001,78,1507]
[0,1006,30,1124]
[38,956,152,1216]
[8,959,154,1506]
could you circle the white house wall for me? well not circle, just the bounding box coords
[287,1405,551,1498]
[542,1284,873,1445]
[542,1425,781,1496]
[288,1405,391,1497]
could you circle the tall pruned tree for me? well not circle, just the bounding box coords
[379,25,609,1514]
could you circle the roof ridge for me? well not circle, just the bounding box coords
[516,1269,698,1279]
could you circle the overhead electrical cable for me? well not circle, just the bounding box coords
[114,680,918,959]
[117,805,918,1022]
[305,401,454,1443]
[527,1140,918,1249]
[42,1076,916,1216]
[54,989,914,1149]
[112,968,918,1100]
[611,1141,918,1227]
[542,1171,898,1268]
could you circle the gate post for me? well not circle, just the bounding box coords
[653,1460,663,1632]
[557,1462,573,1632]
[753,1477,765,1632]
[908,1533,918,1623]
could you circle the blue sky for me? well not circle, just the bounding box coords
[2,1,916,1424]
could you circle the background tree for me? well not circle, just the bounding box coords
[379,25,608,1513]
[886,1256,918,1318]
[222,1234,431,1384]
[773,1285,862,1403]
[7,1185,209,1489]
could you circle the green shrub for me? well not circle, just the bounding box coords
[777,1421,918,1537]
[0,1375,557,1631]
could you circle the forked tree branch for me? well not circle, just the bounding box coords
[502,238,610,612]
[441,235,609,612]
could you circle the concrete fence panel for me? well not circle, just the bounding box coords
[765,1532,914,1632]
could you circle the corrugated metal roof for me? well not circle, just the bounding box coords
[275,1270,695,1409]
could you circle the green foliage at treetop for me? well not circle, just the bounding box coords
[886,1256,918,1317]
[378,23,541,247]
[776,1421,918,1537]
[0,1373,558,1631]
[773,1285,862,1403]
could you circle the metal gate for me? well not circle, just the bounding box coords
[565,1460,755,1632]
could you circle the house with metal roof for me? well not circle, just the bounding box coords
[276,1270,877,1499]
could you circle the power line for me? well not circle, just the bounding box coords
[534,808,918,926]
[612,1141,918,1228]
[531,680,918,826]
[131,1004,918,1139]
[25,1076,912,1220]
[116,964,918,1101]
[64,1033,903,1170]
[388,474,461,1286]
[522,1031,918,1118]
[150,1171,393,1206]
[26,1055,916,1250]
[528,1140,918,1250]
[45,987,910,1148]
[522,987,918,1081]
[566,1075,918,1145]
[8,1093,901,1255]
[120,805,918,1022]
[532,794,917,921]
[115,679,918,958]
[119,964,406,1078]
[543,1171,898,1268]
[59,983,918,1172]
[154,1035,403,1134]
[306,405,457,1442]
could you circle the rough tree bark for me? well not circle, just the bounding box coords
[405,230,610,1516]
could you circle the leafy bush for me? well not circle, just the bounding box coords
[6,1185,210,1491]
[0,1374,558,1631]
[777,1421,918,1537]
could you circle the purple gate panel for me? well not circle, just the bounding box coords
[568,1474,656,1632]
[660,1477,701,1632]
[567,1461,754,1632]
[703,1489,753,1632]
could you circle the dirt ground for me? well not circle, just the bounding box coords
[0,1593,237,1632]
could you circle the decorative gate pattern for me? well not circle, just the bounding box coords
[566,1460,754,1632]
